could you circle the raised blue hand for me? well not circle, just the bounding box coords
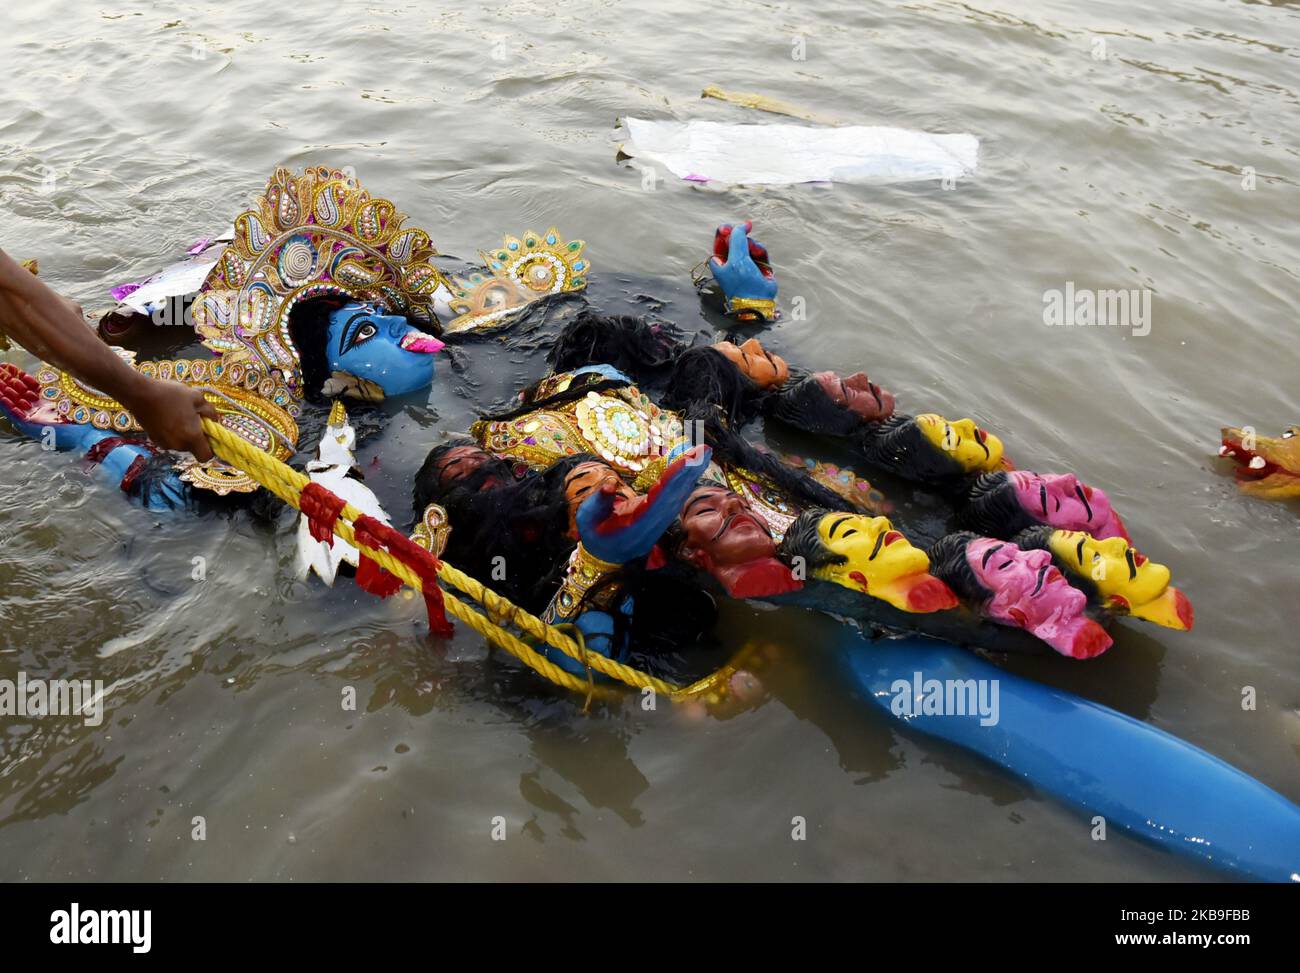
[576,445,712,564]
[709,223,777,302]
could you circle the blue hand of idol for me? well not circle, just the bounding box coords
[543,609,618,678]
[140,474,190,510]
[326,302,444,398]
[0,408,187,510]
[709,224,777,302]
[575,445,712,564]
[97,442,190,510]
[2,366,185,510]
[543,602,635,678]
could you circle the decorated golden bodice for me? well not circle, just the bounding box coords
[471,372,889,545]
[471,378,678,475]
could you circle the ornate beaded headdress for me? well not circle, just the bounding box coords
[442,227,589,334]
[35,165,447,495]
[192,165,448,402]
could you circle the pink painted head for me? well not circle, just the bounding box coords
[1009,471,1128,541]
[967,537,1112,659]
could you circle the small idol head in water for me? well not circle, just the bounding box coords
[671,485,802,599]
[1013,526,1193,631]
[777,509,957,614]
[678,485,778,567]
[412,440,516,514]
[766,370,897,437]
[813,371,895,422]
[712,337,790,389]
[960,470,1128,541]
[323,301,444,399]
[857,413,1006,487]
[913,413,1004,473]
[928,532,1112,659]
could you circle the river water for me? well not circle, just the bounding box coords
[1,0,1297,881]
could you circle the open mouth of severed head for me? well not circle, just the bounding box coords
[1219,425,1300,500]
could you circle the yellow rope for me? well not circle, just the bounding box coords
[203,419,734,703]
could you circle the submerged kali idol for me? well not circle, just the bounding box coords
[0,166,449,508]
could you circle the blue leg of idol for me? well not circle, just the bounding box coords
[842,631,1300,882]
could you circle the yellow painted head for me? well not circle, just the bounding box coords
[783,511,958,613]
[1046,529,1193,630]
[915,413,1005,474]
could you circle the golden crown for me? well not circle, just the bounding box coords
[192,165,448,400]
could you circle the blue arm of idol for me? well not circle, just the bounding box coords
[844,632,1300,882]
[543,608,623,679]
[575,445,711,565]
[0,406,187,511]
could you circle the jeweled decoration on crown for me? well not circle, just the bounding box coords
[443,227,589,334]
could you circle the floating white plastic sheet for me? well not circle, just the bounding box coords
[623,117,978,186]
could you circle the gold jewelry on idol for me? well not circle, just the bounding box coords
[443,227,589,335]
[472,379,671,476]
[411,503,452,557]
[542,543,623,623]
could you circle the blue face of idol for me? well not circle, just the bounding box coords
[325,302,444,398]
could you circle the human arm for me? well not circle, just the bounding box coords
[0,248,217,459]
